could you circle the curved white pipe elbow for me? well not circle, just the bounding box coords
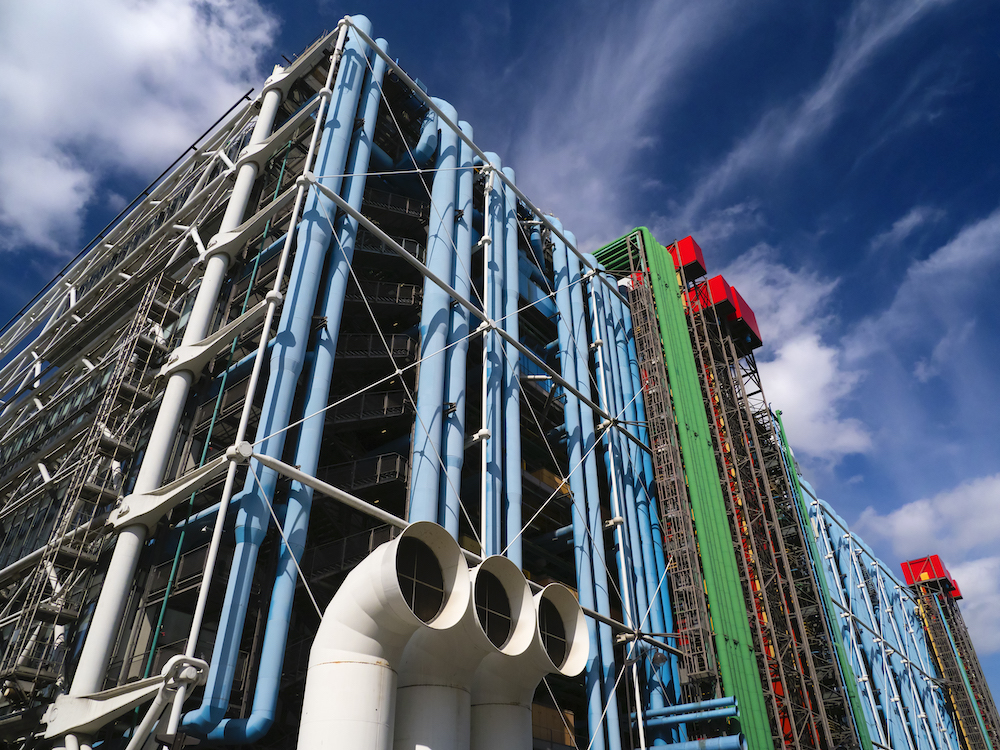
[298,522,470,750]
[471,583,589,750]
[393,555,535,750]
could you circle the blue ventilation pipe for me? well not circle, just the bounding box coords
[590,267,678,745]
[440,122,474,533]
[550,220,605,750]
[601,272,684,738]
[200,37,390,744]
[480,153,505,556]
[610,284,684,738]
[620,287,684,704]
[408,99,459,525]
[181,15,374,735]
[565,232,622,750]
[589,264,648,624]
[440,120,474,539]
[501,167,523,566]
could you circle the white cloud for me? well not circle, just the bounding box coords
[855,475,1000,653]
[678,0,952,224]
[508,0,755,248]
[848,203,1000,362]
[0,0,278,254]
[722,245,871,463]
[951,557,1000,654]
[869,205,945,252]
[855,473,1000,563]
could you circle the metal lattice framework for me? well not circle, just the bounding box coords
[678,256,859,750]
[912,580,1000,750]
[620,233,719,701]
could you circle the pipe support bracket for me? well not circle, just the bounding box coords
[42,656,208,739]
[158,298,271,379]
[110,454,230,531]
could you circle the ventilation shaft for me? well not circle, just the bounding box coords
[297,521,587,750]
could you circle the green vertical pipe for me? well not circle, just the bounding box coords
[774,410,873,750]
[598,228,771,750]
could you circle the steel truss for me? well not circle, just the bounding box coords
[912,580,1000,750]
[678,258,859,750]
[620,233,720,702]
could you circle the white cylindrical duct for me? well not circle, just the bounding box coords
[471,583,589,750]
[393,555,536,750]
[297,521,470,750]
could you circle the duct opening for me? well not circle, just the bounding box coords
[475,569,513,648]
[396,536,445,622]
[538,597,567,668]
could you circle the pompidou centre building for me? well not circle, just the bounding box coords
[0,15,996,750]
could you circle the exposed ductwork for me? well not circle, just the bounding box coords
[393,554,536,750]
[471,583,589,750]
[297,521,587,750]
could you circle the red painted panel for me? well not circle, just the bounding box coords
[670,236,708,279]
[727,286,763,352]
[691,275,735,316]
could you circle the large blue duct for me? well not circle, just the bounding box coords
[440,120,474,539]
[501,167,523,566]
[480,153,505,556]
[550,220,605,750]
[181,15,374,736]
[201,37,390,743]
[408,100,459,525]
[565,233,622,750]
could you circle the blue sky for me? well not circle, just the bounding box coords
[2,0,999,694]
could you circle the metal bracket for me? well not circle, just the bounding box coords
[111,454,230,530]
[202,184,298,263]
[159,297,273,379]
[42,655,208,739]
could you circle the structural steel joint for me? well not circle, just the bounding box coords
[159,298,271,379]
[42,656,208,739]
[110,454,230,530]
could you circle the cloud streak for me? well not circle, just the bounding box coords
[507,0,755,248]
[678,0,952,224]
[722,245,871,465]
[0,0,277,254]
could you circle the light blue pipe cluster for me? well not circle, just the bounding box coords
[808,489,961,750]
[182,17,383,740]
[588,263,682,744]
[550,222,622,750]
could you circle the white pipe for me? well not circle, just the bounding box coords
[471,583,589,750]
[163,23,350,739]
[68,77,286,702]
[394,555,536,750]
[298,522,471,750]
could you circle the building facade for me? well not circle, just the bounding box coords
[0,14,995,750]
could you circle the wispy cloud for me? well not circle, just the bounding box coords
[0,0,277,254]
[848,203,1000,362]
[869,205,945,252]
[677,0,952,225]
[722,245,871,465]
[507,0,757,248]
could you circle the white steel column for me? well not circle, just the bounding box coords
[68,76,287,699]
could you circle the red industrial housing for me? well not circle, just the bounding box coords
[901,555,963,599]
[670,235,708,279]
